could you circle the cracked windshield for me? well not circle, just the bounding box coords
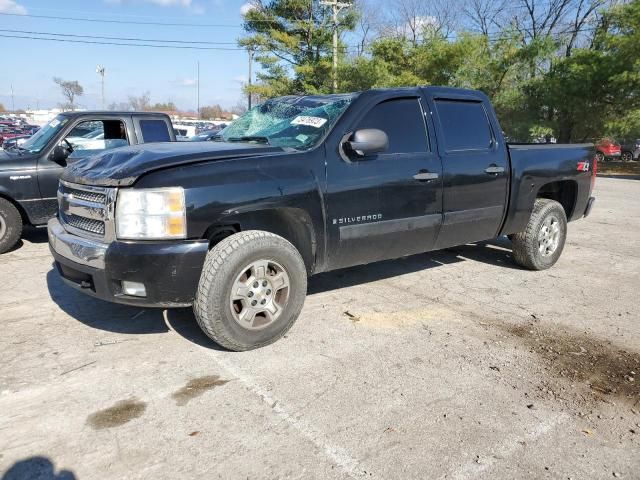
[221,94,355,150]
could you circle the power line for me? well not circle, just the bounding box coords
[0,11,244,28]
[0,28,238,45]
[0,34,243,50]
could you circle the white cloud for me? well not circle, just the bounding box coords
[148,0,192,6]
[176,78,198,87]
[0,0,27,14]
[240,1,256,16]
[104,0,205,13]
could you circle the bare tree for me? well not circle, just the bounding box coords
[462,0,510,36]
[53,77,84,111]
[128,92,151,111]
[352,0,381,56]
[384,0,461,45]
[563,0,608,56]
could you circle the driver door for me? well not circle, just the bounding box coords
[325,96,443,269]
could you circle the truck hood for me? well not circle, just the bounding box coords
[0,148,35,169]
[61,141,285,187]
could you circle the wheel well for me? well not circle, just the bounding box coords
[536,180,577,219]
[203,208,317,273]
[0,193,29,225]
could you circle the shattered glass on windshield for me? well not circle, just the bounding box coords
[222,94,356,150]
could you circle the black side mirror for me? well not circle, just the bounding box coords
[50,144,70,166]
[345,129,389,157]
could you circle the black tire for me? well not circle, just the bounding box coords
[621,151,633,162]
[595,151,605,163]
[193,230,307,351]
[0,198,22,254]
[511,199,567,271]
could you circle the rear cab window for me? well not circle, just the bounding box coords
[139,119,171,142]
[434,100,494,152]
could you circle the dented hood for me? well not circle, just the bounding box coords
[61,141,284,187]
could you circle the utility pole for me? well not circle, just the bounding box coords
[247,47,255,110]
[96,65,106,109]
[320,0,350,93]
[197,61,200,119]
[10,84,15,112]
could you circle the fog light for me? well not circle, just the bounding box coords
[121,280,147,297]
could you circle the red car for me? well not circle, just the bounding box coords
[595,138,622,162]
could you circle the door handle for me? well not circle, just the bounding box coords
[413,171,439,181]
[484,165,505,174]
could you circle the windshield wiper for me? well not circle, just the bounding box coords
[226,136,270,145]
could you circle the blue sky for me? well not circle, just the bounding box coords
[0,0,254,111]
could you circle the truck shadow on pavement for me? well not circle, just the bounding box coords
[46,238,518,349]
[5,226,49,253]
[1,456,76,480]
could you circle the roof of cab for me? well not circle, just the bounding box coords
[58,111,171,118]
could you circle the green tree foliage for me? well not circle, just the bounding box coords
[240,0,640,142]
[240,0,356,97]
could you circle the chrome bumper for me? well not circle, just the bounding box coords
[48,217,108,269]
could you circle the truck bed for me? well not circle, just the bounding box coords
[501,143,595,235]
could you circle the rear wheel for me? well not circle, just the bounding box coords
[595,151,605,163]
[511,199,567,271]
[194,230,307,351]
[621,151,633,162]
[0,198,22,254]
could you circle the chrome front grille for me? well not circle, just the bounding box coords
[58,181,117,241]
[62,187,106,204]
[62,213,105,236]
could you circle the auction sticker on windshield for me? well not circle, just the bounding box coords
[291,116,328,128]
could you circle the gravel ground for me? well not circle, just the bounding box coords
[0,177,638,480]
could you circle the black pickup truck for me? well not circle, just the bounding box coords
[48,87,596,351]
[0,111,175,253]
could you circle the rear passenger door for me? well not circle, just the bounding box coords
[429,97,509,249]
[326,96,443,269]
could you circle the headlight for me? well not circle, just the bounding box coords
[116,187,186,240]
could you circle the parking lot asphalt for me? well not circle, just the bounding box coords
[1,177,638,480]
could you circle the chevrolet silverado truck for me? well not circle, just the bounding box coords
[48,87,596,351]
[0,111,175,253]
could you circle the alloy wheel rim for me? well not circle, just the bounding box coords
[229,259,290,330]
[0,215,6,240]
[538,215,561,257]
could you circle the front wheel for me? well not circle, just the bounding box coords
[621,151,633,162]
[0,198,22,254]
[595,152,605,163]
[511,199,567,271]
[193,230,308,351]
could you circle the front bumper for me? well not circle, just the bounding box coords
[48,218,209,307]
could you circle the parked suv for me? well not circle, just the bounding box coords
[620,139,640,162]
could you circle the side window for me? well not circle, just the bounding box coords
[66,120,129,158]
[140,119,171,142]
[355,98,428,155]
[435,100,493,151]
